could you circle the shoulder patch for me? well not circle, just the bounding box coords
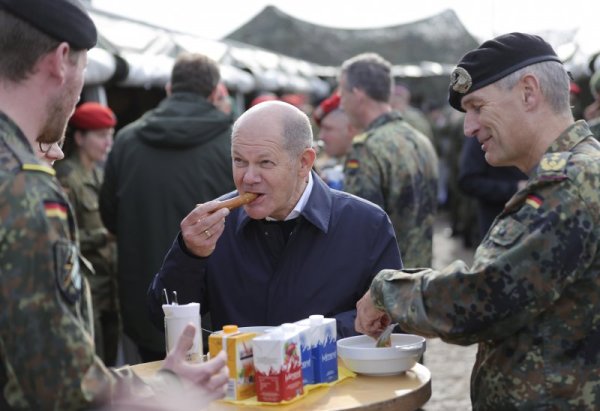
[352,132,368,144]
[54,240,82,304]
[345,158,360,170]
[44,201,68,221]
[537,152,570,181]
[525,194,543,209]
[22,163,56,176]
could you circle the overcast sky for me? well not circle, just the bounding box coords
[91,0,597,44]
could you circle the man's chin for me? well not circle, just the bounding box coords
[241,195,269,218]
[244,206,269,221]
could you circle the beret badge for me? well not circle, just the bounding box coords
[450,67,472,94]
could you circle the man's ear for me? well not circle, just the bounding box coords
[41,43,72,85]
[521,74,541,110]
[165,82,172,96]
[299,147,317,176]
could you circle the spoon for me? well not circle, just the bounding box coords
[375,322,398,348]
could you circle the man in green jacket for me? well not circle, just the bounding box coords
[100,53,235,361]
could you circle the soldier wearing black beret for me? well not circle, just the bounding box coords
[0,1,229,409]
[0,0,97,50]
[357,32,600,409]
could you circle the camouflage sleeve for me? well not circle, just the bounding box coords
[0,175,143,408]
[370,177,597,345]
[344,142,386,208]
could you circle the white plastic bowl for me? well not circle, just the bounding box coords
[337,334,426,376]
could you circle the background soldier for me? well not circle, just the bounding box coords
[339,53,439,267]
[55,102,120,366]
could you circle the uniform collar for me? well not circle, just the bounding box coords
[365,111,403,132]
[546,120,593,154]
[0,112,35,155]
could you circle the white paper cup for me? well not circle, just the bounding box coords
[162,302,202,362]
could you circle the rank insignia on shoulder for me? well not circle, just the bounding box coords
[352,132,368,144]
[44,201,68,221]
[539,153,568,172]
[345,159,360,169]
[525,194,543,209]
[54,241,82,304]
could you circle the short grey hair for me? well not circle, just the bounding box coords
[232,101,313,158]
[340,53,393,103]
[495,61,571,115]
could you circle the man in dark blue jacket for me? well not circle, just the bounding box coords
[148,101,402,338]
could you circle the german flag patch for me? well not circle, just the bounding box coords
[525,194,543,209]
[44,201,68,220]
[345,159,360,169]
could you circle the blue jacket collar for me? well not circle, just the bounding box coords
[235,170,332,234]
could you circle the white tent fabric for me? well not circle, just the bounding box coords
[85,6,331,96]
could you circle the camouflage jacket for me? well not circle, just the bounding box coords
[370,120,600,409]
[55,156,116,278]
[0,114,168,410]
[589,116,600,138]
[344,112,438,267]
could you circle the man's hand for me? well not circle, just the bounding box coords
[355,290,391,338]
[180,201,229,257]
[162,324,228,403]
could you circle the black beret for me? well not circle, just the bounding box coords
[0,0,97,50]
[448,32,561,112]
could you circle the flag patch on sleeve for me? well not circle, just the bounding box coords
[44,201,68,220]
[345,159,360,169]
[525,194,543,209]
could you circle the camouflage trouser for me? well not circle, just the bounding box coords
[87,273,121,366]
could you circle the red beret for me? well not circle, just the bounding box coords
[250,93,278,107]
[69,102,117,130]
[569,82,581,95]
[281,93,306,108]
[312,93,340,126]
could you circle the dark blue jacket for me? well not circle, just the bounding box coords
[458,137,527,240]
[148,173,402,338]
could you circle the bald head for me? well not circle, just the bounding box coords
[231,101,316,221]
[233,101,313,157]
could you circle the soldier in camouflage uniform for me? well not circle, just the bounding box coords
[0,1,227,409]
[586,71,600,137]
[55,102,120,366]
[339,53,439,267]
[356,33,600,410]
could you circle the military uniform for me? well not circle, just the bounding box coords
[589,116,600,138]
[371,121,600,409]
[0,113,180,409]
[0,112,97,408]
[344,112,438,267]
[55,156,120,365]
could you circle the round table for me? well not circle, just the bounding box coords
[129,360,431,410]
